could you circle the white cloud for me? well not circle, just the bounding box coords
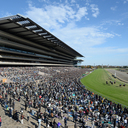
[52,23,116,52]
[38,0,46,2]
[38,0,50,3]
[118,22,124,25]
[25,2,122,65]
[101,19,124,27]
[110,6,117,11]
[25,3,89,31]
[2,12,13,17]
[26,3,76,30]
[90,4,99,18]
[71,0,75,3]
[76,4,79,8]
[85,17,90,20]
[101,19,124,26]
[75,7,88,21]
[86,47,128,54]
[85,0,91,6]
[65,0,68,4]
[124,0,128,4]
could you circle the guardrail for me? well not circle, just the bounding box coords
[105,69,128,83]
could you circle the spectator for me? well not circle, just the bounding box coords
[64,117,67,127]
[38,116,41,128]
[21,114,24,124]
[46,118,49,128]
[27,112,29,121]
[0,116,2,127]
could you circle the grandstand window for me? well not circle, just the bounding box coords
[36,54,52,58]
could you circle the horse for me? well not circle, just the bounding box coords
[123,84,125,87]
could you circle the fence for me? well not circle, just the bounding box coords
[105,69,128,83]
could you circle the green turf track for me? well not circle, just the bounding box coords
[80,69,128,107]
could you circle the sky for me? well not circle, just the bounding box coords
[0,0,128,66]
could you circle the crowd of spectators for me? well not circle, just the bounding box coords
[0,66,128,128]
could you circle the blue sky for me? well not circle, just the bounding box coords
[0,0,128,66]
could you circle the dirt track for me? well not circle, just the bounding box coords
[106,69,128,82]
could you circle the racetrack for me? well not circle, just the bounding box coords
[81,69,128,106]
[106,69,128,83]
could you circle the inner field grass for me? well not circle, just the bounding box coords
[80,69,128,107]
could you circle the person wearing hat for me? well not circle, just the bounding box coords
[38,116,41,128]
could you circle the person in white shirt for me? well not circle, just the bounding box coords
[38,118,42,128]
[124,119,127,127]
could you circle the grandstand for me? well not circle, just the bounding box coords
[0,14,83,66]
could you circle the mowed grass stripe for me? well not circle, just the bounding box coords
[81,69,128,106]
